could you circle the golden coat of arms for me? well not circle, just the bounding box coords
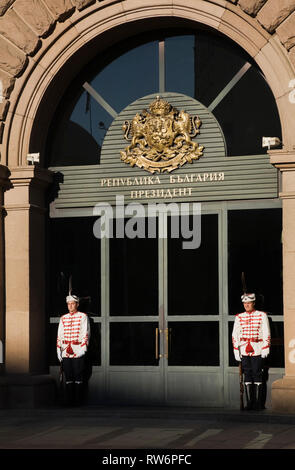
[120,96,204,174]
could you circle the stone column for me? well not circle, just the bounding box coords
[270,150,295,412]
[0,165,55,408]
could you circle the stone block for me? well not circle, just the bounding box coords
[238,0,267,16]
[13,0,55,37]
[43,0,75,21]
[272,377,295,412]
[277,11,295,50]
[71,0,95,10]
[289,45,295,71]
[0,100,9,120]
[257,0,295,33]
[0,374,56,408]
[0,0,14,16]
[0,8,39,55]
[0,36,27,77]
[219,8,269,57]
[0,69,15,98]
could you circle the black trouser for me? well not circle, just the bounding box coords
[241,355,263,383]
[62,356,85,384]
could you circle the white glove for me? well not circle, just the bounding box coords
[234,349,241,362]
[57,349,62,362]
[261,351,269,359]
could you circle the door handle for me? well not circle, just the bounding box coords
[155,327,172,359]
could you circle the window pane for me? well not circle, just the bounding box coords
[213,66,282,156]
[194,32,281,156]
[47,41,158,167]
[48,217,101,316]
[195,32,248,107]
[49,323,59,366]
[90,41,158,113]
[168,322,219,366]
[87,321,101,367]
[110,218,158,315]
[228,209,283,316]
[46,30,282,166]
[110,322,159,365]
[165,35,195,96]
[168,214,219,315]
[268,321,284,368]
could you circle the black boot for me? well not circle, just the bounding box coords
[253,383,263,410]
[65,382,75,406]
[74,382,84,406]
[245,383,254,410]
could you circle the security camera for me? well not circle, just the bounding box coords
[27,153,40,164]
[262,137,281,150]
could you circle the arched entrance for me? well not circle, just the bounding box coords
[1,1,294,409]
[46,30,283,407]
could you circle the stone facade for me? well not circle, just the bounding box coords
[0,0,294,141]
[0,0,295,409]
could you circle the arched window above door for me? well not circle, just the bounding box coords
[46,28,282,167]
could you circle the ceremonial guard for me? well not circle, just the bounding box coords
[57,294,90,405]
[232,293,271,410]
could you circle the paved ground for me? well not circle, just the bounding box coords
[1,405,295,464]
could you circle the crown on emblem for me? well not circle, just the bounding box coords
[149,96,171,116]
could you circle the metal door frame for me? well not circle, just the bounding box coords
[101,203,223,405]
[49,197,283,406]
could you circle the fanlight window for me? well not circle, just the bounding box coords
[46,30,281,167]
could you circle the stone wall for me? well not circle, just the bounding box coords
[0,0,294,154]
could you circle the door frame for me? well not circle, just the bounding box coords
[100,203,224,405]
[49,198,284,407]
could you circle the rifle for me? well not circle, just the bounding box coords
[59,359,64,385]
[239,362,244,411]
[239,271,247,411]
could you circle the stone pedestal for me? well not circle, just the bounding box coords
[270,150,295,412]
[0,165,56,408]
[0,374,56,409]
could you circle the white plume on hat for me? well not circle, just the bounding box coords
[66,295,79,303]
[241,293,256,302]
[66,274,79,303]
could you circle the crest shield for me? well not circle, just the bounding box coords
[120,96,204,174]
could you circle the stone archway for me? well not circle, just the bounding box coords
[1,0,295,164]
[0,0,295,409]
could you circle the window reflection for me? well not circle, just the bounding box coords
[47,30,281,167]
[168,214,219,315]
[165,35,195,96]
[228,209,283,316]
[168,322,219,366]
[48,217,101,316]
[110,322,158,365]
[89,41,159,113]
[110,218,158,316]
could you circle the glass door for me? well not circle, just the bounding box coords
[107,216,164,404]
[106,209,223,406]
[164,211,223,406]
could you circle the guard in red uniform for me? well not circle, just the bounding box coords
[57,295,90,405]
[232,293,271,410]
